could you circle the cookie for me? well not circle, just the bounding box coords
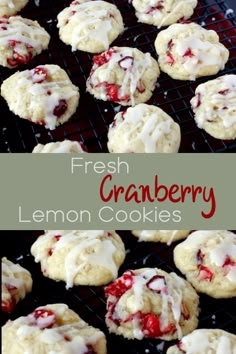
[31,230,125,288]
[131,0,197,27]
[0,15,50,68]
[107,104,181,152]
[2,303,107,354]
[57,0,124,53]
[105,268,199,340]
[132,230,190,244]
[2,257,32,313]
[190,74,236,140]
[32,140,87,153]
[174,230,236,298]
[1,64,80,130]
[167,329,236,354]
[86,47,160,106]
[155,23,229,81]
[0,0,29,17]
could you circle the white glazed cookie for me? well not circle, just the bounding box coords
[2,257,32,313]
[32,140,87,153]
[132,230,190,244]
[2,303,107,354]
[131,0,197,27]
[0,0,29,16]
[190,75,236,140]
[1,64,80,130]
[107,104,181,153]
[167,329,236,354]
[174,230,236,298]
[31,230,126,288]
[86,47,160,106]
[155,23,229,81]
[105,268,199,340]
[0,16,50,68]
[57,0,124,53]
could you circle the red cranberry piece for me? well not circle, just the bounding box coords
[53,99,68,118]
[196,249,204,264]
[198,265,213,281]
[32,68,48,83]
[13,51,32,65]
[1,298,15,313]
[146,275,167,293]
[142,313,161,337]
[118,56,134,70]
[223,255,236,267]
[183,48,194,58]
[93,49,114,66]
[193,93,201,109]
[64,335,71,341]
[167,39,174,50]
[137,80,145,93]
[218,89,229,95]
[146,1,164,14]
[166,51,175,65]
[106,84,119,101]
[71,0,80,4]
[84,345,96,354]
[177,341,186,353]
[181,302,190,320]
[105,271,134,298]
[32,309,56,329]
[48,249,53,256]
[54,235,61,241]
[6,57,17,67]
[121,111,126,120]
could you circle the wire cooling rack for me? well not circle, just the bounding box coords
[1,230,236,354]
[0,0,236,152]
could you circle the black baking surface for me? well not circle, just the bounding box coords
[1,230,236,354]
[0,0,236,153]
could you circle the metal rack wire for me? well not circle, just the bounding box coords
[0,0,236,152]
[1,230,236,354]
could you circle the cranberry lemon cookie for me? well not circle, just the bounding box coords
[86,47,160,106]
[174,230,236,298]
[2,303,107,354]
[57,0,124,53]
[2,257,32,313]
[155,23,229,80]
[190,74,236,140]
[32,140,87,153]
[31,230,125,288]
[167,329,236,354]
[107,104,181,153]
[1,64,80,130]
[131,0,197,27]
[105,268,199,340]
[0,16,50,68]
[132,230,190,244]
[0,0,29,17]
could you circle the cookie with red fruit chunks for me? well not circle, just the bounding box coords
[0,16,50,68]
[190,75,236,140]
[32,139,87,153]
[2,303,107,354]
[167,329,236,354]
[31,230,125,288]
[131,0,197,28]
[174,230,236,298]
[2,257,32,313]
[86,47,160,106]
[0,64,80,130]
[105,268,199,340]
[0,0,29,17]
[155,23,229,81]
[132,230,190,244]
[57,0,124,53]
[107,104,180,152]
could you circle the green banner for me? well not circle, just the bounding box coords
[0,154,235,229]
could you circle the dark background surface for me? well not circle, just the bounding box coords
[227,0,236,11]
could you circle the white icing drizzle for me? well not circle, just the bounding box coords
[209,233,236,267]
[111,104,173,152]
[138,230,179,245]
[0,16,49,49]
[157,0,197,28]
[32,230,119,289]
[58,1,120,52]
[0,0,14,8]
